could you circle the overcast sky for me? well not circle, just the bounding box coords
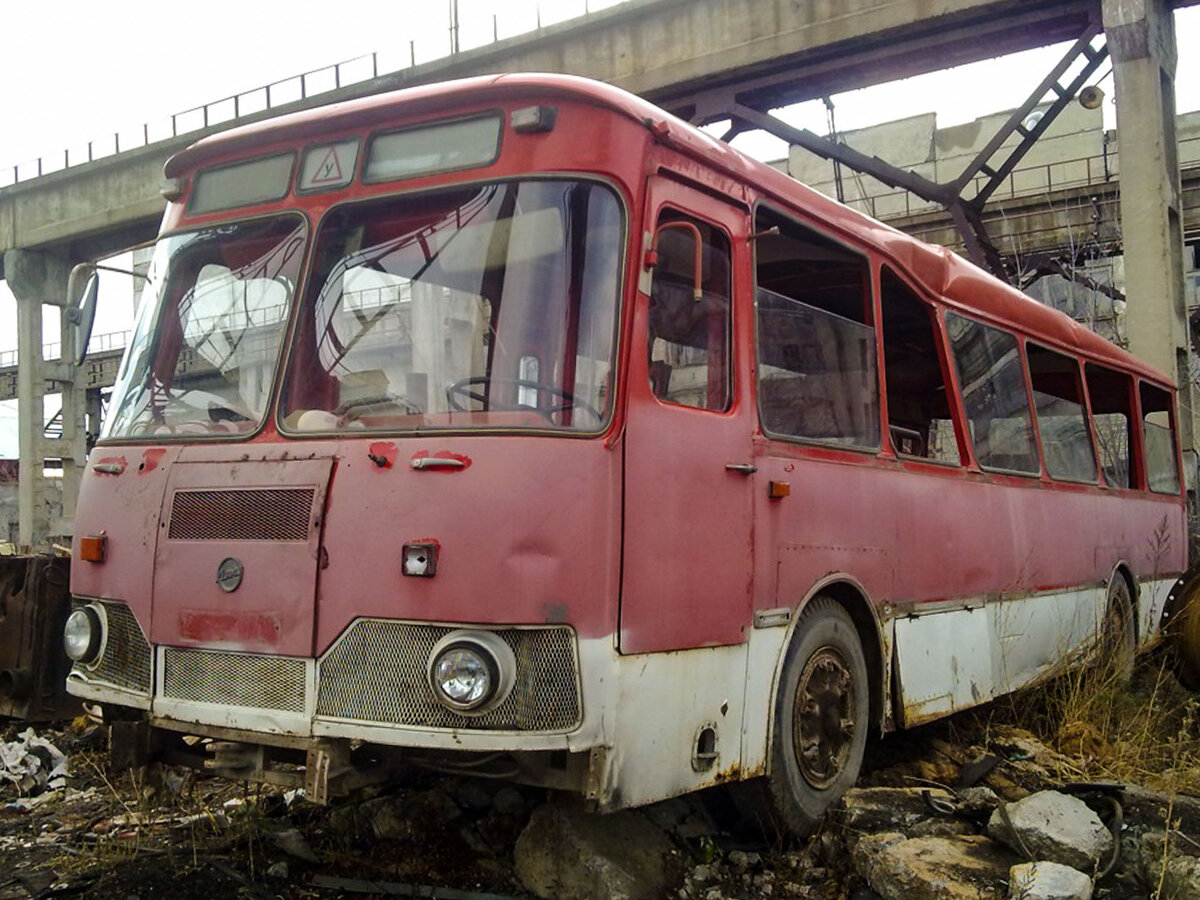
[1,1,1198,455]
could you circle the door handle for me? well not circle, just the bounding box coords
[724,463,757,474]
[411,457,466,470]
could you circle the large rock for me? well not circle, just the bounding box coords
[1121,784,1200,837]
[1008,861,1092,900]
[852,833,1017,900]
[514,802,676,900]
[1137,830,1200,900]
[840,786,997,841]
[840,788,948,834]
[987,792,1112,872]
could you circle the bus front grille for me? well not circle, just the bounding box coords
[168,488,315,542]
[317,620,580,732]
[162,648,307,712]
[71,600,153,695]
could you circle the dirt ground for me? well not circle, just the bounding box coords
[3,647,1200,899]
[0,726,539,899]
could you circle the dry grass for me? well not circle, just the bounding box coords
[990,644,1200,795]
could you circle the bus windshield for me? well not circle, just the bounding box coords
[281,179,622,433]
[104,217,307,439]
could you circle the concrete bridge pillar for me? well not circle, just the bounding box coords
[1102,0,1196,464]
[4,248,87,550]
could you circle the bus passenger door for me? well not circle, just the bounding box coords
[619,181,754,654]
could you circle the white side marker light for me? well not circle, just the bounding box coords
[511,106,557,134]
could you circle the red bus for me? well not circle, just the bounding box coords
[64,74,1186,832]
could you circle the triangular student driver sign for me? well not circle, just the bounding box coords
[312,146,344,184]
[300,140,358,191]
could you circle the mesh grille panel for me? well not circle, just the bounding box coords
[162,648,307,712]
[318,621,579,732]
[168,489,314,541]
[73,600,152,694]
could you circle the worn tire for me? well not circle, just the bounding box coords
[1097,576,1136,686]
[1168,572,1200,689]
[765,596,870,836]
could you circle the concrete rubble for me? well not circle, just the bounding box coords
[1136,830,1200,899]
[1,720,1199,898]
[1008,861,1093,900]
[514,801,677,900]
[852,832,1017,898]
[986,790,1113,871]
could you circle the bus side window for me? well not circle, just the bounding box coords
[754,208,879,449]
[946,314,1039,475]
[1084,363,1134,489]
[1027,343,1098,483]
[646,213,731,411]
[879,268,960,464]
[1140,382,1181,494]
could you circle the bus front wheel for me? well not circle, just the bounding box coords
[767,596,869,835]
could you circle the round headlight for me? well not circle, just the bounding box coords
[427,630,517,715]
[434,645,496,708]
[63,605,104,665]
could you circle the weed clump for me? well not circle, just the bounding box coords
[992,645,1200,795]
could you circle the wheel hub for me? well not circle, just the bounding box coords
[792,646,856,789]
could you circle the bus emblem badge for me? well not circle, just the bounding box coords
[217,557,245,593]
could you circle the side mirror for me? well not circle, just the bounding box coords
[67,266,99,367]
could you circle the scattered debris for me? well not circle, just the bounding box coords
[0,729,66,795]
[2,651,1200,899]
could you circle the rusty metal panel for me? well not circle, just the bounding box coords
[152,456,333,658]
[0,555,78,721]
[894,607,993,728]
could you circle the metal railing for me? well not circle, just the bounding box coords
[2,52,386,187]
[0,330,129,369]
[0,1,624,188]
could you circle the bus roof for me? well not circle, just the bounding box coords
[165,73,1172,388]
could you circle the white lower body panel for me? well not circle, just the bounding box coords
[894,577,1176,726]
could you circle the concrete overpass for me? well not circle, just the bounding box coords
[6,110,1198,405]
[2,0,1197,547]
[2,0,1197,281]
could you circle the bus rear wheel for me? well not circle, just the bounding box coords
[766,596,869,836]
[1098,576,1136,685]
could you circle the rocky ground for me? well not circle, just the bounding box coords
[3,649,1200,899]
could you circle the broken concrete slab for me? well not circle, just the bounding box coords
[987,791,1112,872]
[1137,830,1200,900]
[1008,861,1092,900]
[839,787,957,834]
[514,801,677,900]
[853,833,1017,900]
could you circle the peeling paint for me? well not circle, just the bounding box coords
[139,448,166,474]
[178,611,282,647]
[367,442,398,469]
[542,601,569,624]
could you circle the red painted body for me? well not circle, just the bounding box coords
[69,76,1186,783]
[74,438,621,656]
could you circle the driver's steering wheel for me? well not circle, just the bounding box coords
[445,377,601,423]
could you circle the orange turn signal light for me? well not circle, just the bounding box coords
[79,534,107,563]
[768,481,791,500]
